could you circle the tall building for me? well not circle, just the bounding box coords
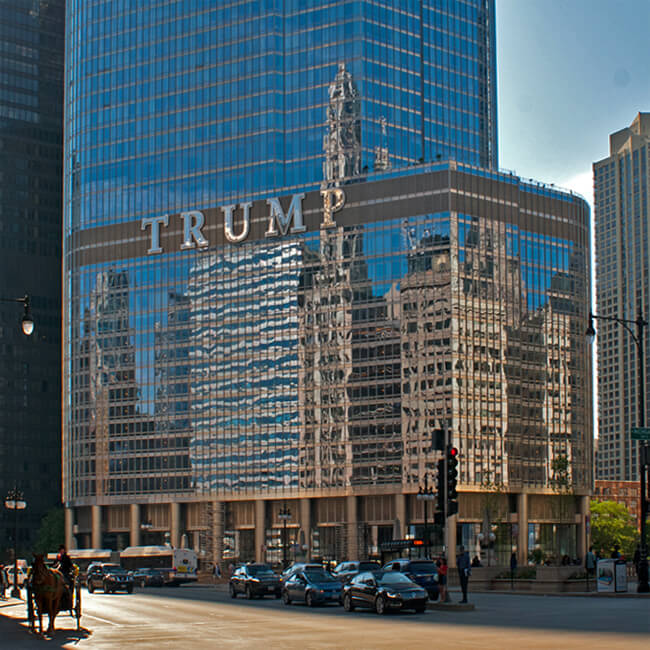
[0,0,64,555]
[63,2,591,567]
[594,113,650,481]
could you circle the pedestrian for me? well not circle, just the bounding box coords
[436,556,448,603]
[213,562,221,584]
[228,562,234,579]
[456,545,470,604]
[585,546,596,577]
[610,545,621,560]
[510,550,517,585]
[0,564,6,600]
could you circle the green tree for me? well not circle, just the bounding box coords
[590,500,639,559]
[33,507,65,555]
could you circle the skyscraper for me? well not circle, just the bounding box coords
[63,2,592,566]
[594,113,650,481]
[0,0,64,553]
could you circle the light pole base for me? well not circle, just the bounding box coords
[10,586,21,599]
[637,558,649,593]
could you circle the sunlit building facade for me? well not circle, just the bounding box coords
[64,1,591,566]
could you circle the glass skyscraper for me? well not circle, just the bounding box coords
[63,2,592,567]
[0,0,64,554]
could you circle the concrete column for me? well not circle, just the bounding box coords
[170,502,181,548]
[300,498,311,560]
[255,500,266,563]
[346,495,358,560]
[447,514,457,568]
[517,493,528,566]
[65,507,75,550]
[91,505,102,549]
[577,495,590,562]
[130,504,141,547]
[394,493,406,539]
[213,500,224,569]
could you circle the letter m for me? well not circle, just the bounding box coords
[265,194,306,237]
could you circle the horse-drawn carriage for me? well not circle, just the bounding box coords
[25,555,82,635]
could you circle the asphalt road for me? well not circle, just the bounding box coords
[1,585,648,649]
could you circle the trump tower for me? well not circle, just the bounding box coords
[63,1,592,567]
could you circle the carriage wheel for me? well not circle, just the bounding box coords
[75,580,82,630]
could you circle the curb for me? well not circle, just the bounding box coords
[469,590,650,599]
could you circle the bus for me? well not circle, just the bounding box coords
[46,549,120,578]
[119,546,198,585]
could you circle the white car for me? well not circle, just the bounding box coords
[5,566,28,587]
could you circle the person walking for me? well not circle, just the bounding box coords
[510,551,517,589]
[436,556,448,603]
[457,545,470,603]
[213,562,221,585]
[0,564,6,600]
[585,546,596,577]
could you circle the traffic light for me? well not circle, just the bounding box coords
[447,445,459,516]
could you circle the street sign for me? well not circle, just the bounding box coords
[631,428,650,441]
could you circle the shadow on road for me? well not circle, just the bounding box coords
[0,600,92,649]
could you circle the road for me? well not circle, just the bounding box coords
[1,585,648,649]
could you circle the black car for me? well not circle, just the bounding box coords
[342,571,428,614]
[282,567,342,607]
[331,561,381,584]
[382,559,440,600]
[132,567,166,588]
[229,563,281,599]
[87,563,134,594]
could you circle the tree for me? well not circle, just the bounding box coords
[33,507,65,555]
[590,500,639,559]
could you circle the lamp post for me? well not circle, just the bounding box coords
[4,488,27,598]
[586,310,649,593]
[417,475,435,558]
[278,505,292,569]
[0,294,34,336]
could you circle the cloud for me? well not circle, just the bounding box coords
[560,170,594,208]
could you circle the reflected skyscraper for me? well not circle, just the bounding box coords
[63,2,592,567]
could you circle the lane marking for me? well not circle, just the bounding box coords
[83,613,123,627]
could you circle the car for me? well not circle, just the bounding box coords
[331,561,381,584]
[5,566,28,587]
[282,566,342,607]
[131,567,166,588]
[280,563,324,584]
[342,571,428,615]
[381,559,440,600]
[229,563,281,599]
[86,563,134,594]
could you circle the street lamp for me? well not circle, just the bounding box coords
[278,504,292,569]
[4,487,27,599]
[0,294,34,335]
[417,475,435,558]
[586,310,649,593]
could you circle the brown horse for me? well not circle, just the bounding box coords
[31,554,65,635]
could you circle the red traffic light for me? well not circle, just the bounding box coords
[449,447,458,458]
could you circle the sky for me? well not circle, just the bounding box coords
[496,0,650,206]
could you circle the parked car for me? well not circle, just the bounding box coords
[280,563,324,584]
[131,567,166,588]
[282,567,342,607]
[87,563,134,594]
[331,561,381,584]
[381,559,439,600]
[229,563,281,599]
[342,571,428,614]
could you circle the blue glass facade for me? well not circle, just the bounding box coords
[65,0,497,231]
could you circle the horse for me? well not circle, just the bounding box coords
[30,554,65,635]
